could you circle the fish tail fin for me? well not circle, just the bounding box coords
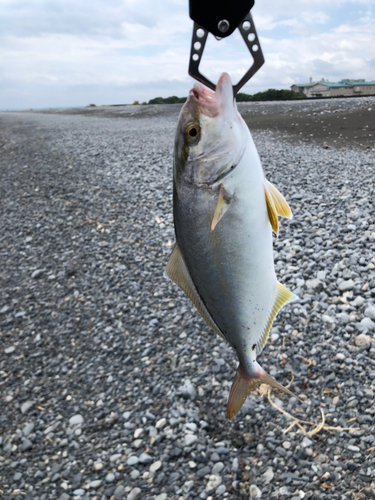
[227,363,300,421]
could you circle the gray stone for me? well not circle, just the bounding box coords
[127,456,139,466]
[23,422,34,436]
[73,490,85,496]
[249,484,262,498]
[206,474,222,491]
[138,452,152,464]
[302,437,313,447]
[155,418,166,429]
[69,414,84,426]
[20,438,32,451]
[354,334,372,349]
[21,401,34,413]
[185,434,197,446]
[105,473,115,482]
[155,495,167,500]
[365,306,375,320]
[114,485,126,500]
[361,317,375,331]
[339,279,355,292]
[149,460,162,472]
[216,484,226,495]
[353,296,365,307]
[347,399,358,408]
[127,487,142,500]
[89,479,102,488]
[59,494,70,500]
[5,346,15,354]
[31,269,44,279]
[261,467,274,483]
[130,470,140,479]
[212,462,224,475]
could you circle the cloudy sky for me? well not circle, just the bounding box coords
[1,0,374,109]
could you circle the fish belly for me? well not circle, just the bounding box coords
[175,138,277,353]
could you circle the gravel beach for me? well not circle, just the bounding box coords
[1,97,375,500]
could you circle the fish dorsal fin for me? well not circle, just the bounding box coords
[211,185,232,231]
[264,185,279,235]
[256,282,299,355]
[266,180,293,219]
[165,242,227,341]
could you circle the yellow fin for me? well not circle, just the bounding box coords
[227,362,300,421]
[165,242,227,341]
[211,185,232,231]
[266,179,292,219]
[257,282,299,355]
[264,184,279,235]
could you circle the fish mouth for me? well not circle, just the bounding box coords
[189,72,234,118]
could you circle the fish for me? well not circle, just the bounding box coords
[166,72,299,420]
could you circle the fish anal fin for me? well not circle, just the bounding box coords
[264,185,279,235]
[227,362,300,421]
[266,179,293,219]
[165,242,226,341]
[257,282,299,355]
[211,185,232,231]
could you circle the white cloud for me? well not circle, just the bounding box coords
[0,0,374,109]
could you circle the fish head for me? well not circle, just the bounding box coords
[174,72,248,186]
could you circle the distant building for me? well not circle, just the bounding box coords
[291,79,375,97]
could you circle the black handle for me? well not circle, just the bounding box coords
[189,0,255,38]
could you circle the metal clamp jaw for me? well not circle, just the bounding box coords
[188,1,265,95]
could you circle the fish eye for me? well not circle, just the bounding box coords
[185,123,200,141]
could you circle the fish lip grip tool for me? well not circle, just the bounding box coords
[188,0,265,95]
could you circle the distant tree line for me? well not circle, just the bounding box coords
[136,96,187,105]
[236,89,305,101]
[134,88,305,106]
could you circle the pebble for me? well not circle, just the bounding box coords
[105,472,115,482]
[185,434,197,446]
[69,414,84,426]
[22,422,34,436]
[212,462,224,475]
[361,317,375,331]
[20,438,32,451]
[262,467,274,483]
[4,346,15,354]
[339,279,355,291]
[128,488,142,500]
[354,333,372,349]
[127,456,139,466]
[249,484,262,498]
[21,401,34,414]
[155,495,167,500]
[206,474,222,491]
[93,462,103,471]
[365,306,375,320]
[149,460,162,472]
[114,485,126,500]
[155,418,166,429]
[302,437,313,448]
[138,452,152,464]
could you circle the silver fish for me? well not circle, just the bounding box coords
[166,73,299,420]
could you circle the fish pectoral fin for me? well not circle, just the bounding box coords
[265,179,293,219]
[227,362,300,421]
[256,282,299,355]
[211,184,232,231]
[264,184,279,235]
[165,242,227,341]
